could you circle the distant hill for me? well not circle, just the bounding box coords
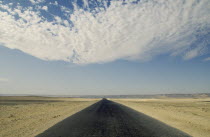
[78,93,210,99]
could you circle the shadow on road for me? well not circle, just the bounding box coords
[36,99,191,137]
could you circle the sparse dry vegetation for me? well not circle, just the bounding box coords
[0,96,98,137]
[113,98,210,137]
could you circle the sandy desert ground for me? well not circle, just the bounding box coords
[113,98,210,137]
[0,96,98,137]
[1,96,209,137]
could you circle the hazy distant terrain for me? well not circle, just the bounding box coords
[96,93,210,98]
[113,98,210,137]
[0,96,98,137]
[1,93,209,98]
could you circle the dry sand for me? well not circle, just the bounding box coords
[0,96,99,137]
[113,98,210,137]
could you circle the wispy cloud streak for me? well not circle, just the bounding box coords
[203,57,210,61]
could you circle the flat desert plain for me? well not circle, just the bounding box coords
[113,98,210,137]
[0,96,98,137]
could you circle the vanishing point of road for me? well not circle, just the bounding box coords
[37,99,190,137]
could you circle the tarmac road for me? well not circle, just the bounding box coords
[37,99,191,137]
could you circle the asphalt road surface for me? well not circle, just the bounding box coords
[37,99,191,137]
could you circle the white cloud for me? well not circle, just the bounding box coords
[0,78,9,82]
[0,0,210,64]
[30,0,45,4]
[184,45,207,60]
[203,57,210,61]
[42,6,48,11]
[82,0,89,9]
[55,1,58,6]
[30,0,36,4]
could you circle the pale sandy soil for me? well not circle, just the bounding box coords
[113,98,210,137]
[0,96,99,137]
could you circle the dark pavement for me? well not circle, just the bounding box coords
[36,99,191,137]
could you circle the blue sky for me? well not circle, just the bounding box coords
[1,46,210,95]
[0,0,210,95]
